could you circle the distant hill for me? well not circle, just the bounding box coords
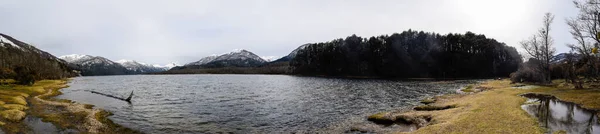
[0,33,76,80]
[551,53,582,64]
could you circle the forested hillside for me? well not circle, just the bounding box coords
[290,30,522,78]
[0,33,76,82]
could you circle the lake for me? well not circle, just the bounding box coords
[56,75,476,133]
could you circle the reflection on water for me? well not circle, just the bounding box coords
[521,94,600,134]
[56,75,477,133]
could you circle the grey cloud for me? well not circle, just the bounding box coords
[0,0,578,65]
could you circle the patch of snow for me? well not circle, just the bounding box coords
[153,63,178,69]
[59,54,94,63]
[288,44,309,58]
[117,59,149,65]
[116,59,134,64]
[261,56,281,62]
[186,55,218,66]
[165,63,178,68]
[0,35,22,50]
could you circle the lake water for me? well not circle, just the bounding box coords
[56,75,475,133]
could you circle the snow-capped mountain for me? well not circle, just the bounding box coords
[183,49,267,68]
[552,53,582,64]
[60,55,117,66]
[272,44,309,62]
[116,59,166,73]
[212,49,267,63]
[185,55,218,66]
[59,54,129,76]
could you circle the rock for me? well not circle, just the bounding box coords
[552,130,566,134]
[367,112,395,124]
[394,115,431,128]
[414,105,457,111]
[349,125,371,133]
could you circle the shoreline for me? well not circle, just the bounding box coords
[0,79,137,133]
[362,79,600,134]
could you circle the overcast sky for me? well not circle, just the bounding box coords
[0,0,580,65]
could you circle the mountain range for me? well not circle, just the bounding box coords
[59,49,293,76]
[59,54,177,76]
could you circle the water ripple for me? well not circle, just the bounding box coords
[56,75,478,133]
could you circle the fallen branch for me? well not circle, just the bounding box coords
[90,91,133,103]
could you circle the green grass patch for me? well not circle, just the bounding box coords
[39,111,88,129]
[414,104,457,111]
[367,112,394,124]
[0,79,16,85]
[461,85,475,92]
[420,98,436,104]
[83,104,94,109]
[95,110,140,134]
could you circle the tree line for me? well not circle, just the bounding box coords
[290,30,522,78]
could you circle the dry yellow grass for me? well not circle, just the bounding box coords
[382,79,600,134]
[0,80,68,125]
[1,104,28,111]
[0,109,26,122]
[384,80,544,134]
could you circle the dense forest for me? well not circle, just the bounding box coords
[0,33,76,84]
[160,62,289,74]
[290,30,522,78]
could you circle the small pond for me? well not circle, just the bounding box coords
[521,94,600,134]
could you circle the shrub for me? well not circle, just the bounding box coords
[0,68,15,80]
[13,66,36,85]
[510,59,548,83]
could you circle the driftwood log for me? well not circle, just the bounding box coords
[90,91,133,103]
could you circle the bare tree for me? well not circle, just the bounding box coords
[567,0,600,80]
[566,19,591,56]
[521,13,556,83]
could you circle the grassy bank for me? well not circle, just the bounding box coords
[0,79,137,133]
[367,79,600,134]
